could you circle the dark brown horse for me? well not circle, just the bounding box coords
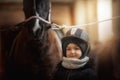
[3,0,62,80]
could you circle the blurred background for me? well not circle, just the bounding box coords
[0,0,120,79]
[0,0,120,45]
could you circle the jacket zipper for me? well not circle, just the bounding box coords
[67,70,72,80]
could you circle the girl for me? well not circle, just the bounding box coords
[52,28,97,80]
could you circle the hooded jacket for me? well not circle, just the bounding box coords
[52,28,97,80]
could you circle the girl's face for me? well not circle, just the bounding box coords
[66,43,82,59]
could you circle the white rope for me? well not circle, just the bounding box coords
[59,16,120,29]
[23,16,61,30]
[22,15,120,30]
[24,16,51,25]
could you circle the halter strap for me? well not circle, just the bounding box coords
[15,16,62,30]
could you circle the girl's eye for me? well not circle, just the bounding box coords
[74,47,80,50]
[66,48,71,50]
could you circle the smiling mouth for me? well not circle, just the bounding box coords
[69,56,75,58]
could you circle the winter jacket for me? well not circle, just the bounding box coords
[52,60,97,80]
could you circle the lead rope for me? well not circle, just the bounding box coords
[0,16,120,31]
[15,15,120,30]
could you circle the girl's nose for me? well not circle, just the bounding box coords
[71,49,75,56]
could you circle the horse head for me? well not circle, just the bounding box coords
[7,0,62,80]
[23,0,51,40]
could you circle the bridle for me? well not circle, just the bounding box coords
[16,15,62,30]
